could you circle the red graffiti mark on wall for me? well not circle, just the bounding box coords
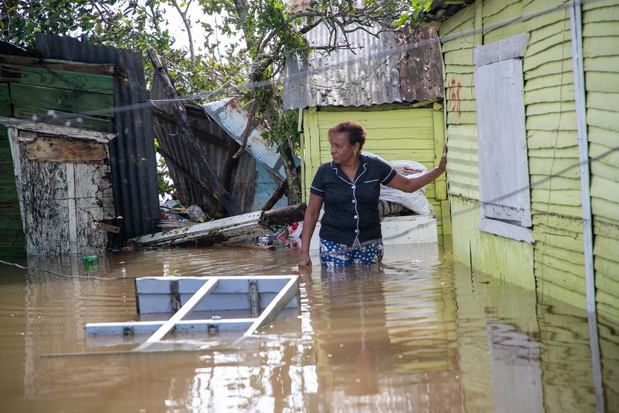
[449,79,462,118]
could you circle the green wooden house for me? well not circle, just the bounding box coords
[438,0,619,322]
[0,36,160,257]
[0,51,116,257]
[436,0,618,408]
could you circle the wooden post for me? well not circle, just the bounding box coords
[147,48,240,216]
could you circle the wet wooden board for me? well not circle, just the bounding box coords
[86,318,255,335]
[137,278,219,349]
[132,204,305,248]
[135,276,297,314]
[86,275,300,344]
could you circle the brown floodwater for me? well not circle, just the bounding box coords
[0,243,617,412]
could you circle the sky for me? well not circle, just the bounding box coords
[163,2,239,58]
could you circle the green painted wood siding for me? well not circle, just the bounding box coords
[302,106,449,239]
[0,82,25,257]
[583,2,619,406]
[0,60,115,257]
[584,0,619,325]
[442,0,619,322]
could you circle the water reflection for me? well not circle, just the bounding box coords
[0,244,616,412]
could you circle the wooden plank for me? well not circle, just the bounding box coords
[0,116,115,143]
[586,72,619,93]
[474,33,529,66]
[12,106,113,132]
[180,293,249,311]
[139,278,219,347]
[526,31,570,62]
[136,275,296,293]
[0,84,10,115]
[527,130,577,150]
[440,4,475,36]
[24,138,107,163]
[0,65,113,94]
[10,83,113,115]
[133,210,264,247]
[526,59,572,80]
[86,318,256,336]
[66,163,77,255]
[524,72,574,92]
[179,278,249,294]
[476,58,531,227]
[523,42,573,72]
[243,276,299,337]
[584,55,618,73]
[0,54,115,75]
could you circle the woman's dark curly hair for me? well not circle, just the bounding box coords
[328,121,366,149]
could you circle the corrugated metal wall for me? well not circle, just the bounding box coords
[283,25,444,109]
[34,34,159,239]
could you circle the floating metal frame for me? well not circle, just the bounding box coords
[85,275,300,350]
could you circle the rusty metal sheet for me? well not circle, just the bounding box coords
[283,20,446,109]
[397,27,444,102]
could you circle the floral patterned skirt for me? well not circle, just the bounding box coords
[319,238,384,267]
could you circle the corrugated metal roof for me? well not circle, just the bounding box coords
[203,98,286,180]
[283,24,443,109]
[34,34,159,239]
[150,75,259,217]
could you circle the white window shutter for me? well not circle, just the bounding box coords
[475,58,531,228]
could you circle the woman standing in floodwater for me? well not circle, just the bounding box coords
[298,121,447,269]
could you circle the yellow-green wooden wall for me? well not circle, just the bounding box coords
[301,105,450,240]
[441,0,619,406]
[441,0,619,318]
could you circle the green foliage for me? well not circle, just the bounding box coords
[391,0,433,28]
[1,0,434,202]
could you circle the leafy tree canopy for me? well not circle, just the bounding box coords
[1,0,432,203]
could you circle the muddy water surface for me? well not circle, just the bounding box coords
[0,244,617,412]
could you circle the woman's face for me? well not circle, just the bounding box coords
[329,132,359,165]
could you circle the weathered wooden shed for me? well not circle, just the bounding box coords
[0,117,115,256]
[436,0,618,408]
[0,36,160,256]
[283,21,452,241]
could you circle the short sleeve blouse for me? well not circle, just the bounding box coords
[310,155,395,246]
